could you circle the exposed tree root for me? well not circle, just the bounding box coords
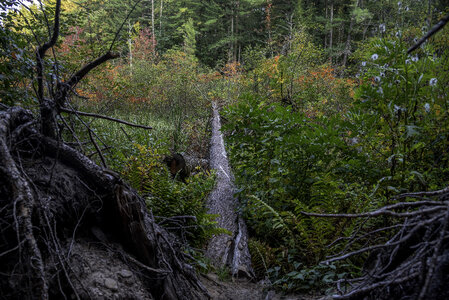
[304,191,449,300]
[0,107,208,299]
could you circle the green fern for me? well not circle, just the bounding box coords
[122,143,219,247]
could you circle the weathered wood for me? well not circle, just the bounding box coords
[205,102,254,278]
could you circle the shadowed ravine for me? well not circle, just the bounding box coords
[205,102,254,277]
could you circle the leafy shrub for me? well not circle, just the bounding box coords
[352,36,449,195]
[222,94,368,290]
[122,143,222,248]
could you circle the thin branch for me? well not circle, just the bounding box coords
[395,186,449,199]
[88,129,107,168]
[36,0,61,102]
[56,52,119,105]
[108,0,144,52]
[333,272,419,299]
[301,201,447,219]
[408,13,449,53]
[60,108,153,130]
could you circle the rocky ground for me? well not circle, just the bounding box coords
[201,273,329,300]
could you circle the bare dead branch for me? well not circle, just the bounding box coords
[88,128,107,168]
[333,272,419,300]
[57,52,119,105]
[108,0,144,52]
[36,0,61,102]
[301,201,447,219]
[408,13,449,53]
[60,108,153,130]
[395,186,449,200]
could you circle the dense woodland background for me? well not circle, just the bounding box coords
[1,0,449,298]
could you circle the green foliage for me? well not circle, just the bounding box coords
[221,94,370,291]
[268,261,347,293]
[0,26,34,105]
[352,35,449,194]
[122,143,222,248]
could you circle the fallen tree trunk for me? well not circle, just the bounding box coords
[205,102,254,278]
[0,106,208,299]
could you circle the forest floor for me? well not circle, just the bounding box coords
[201,273,328,300]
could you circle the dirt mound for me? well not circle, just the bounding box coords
[0,107,207,299]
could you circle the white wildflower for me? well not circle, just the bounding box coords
[424,103,430,113]
[362,61,366,67]
[374,76,381,83]
[429,78,438,86]
[397,1,402,8]
[405,59,411,64]
[371,53,379,61]
[379,24,386,33]
[394,105,401,112]
[380,72,385,77]
[412,56,419,62]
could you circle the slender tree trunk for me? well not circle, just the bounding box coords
[343,0,360,68]
[235,0,240,62]
[151,0,155,51]
[230,7,234,62]
[266,0,273,57]
[159,0,163,37]
[329,0,334,63]
[128,20,133,76]
[325,0,328,48]
[427,0,433,28]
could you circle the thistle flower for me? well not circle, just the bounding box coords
[374,76,381,83]
[371,53,379,61]
[412,56,419,62]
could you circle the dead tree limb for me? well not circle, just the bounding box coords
[408,13,449,53]
[60,108,153,130]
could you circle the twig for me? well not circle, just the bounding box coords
[108,0,144,52]
[60,108,153,130]
[407,13,449,53]
[36,0,61,103]
[120,126,133,143]
[88,128,107,168]
[301,203,446,219]
[395,186,449,199]
[333,272,419,299]
[323,214,442,264]
[56,52,119,105]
